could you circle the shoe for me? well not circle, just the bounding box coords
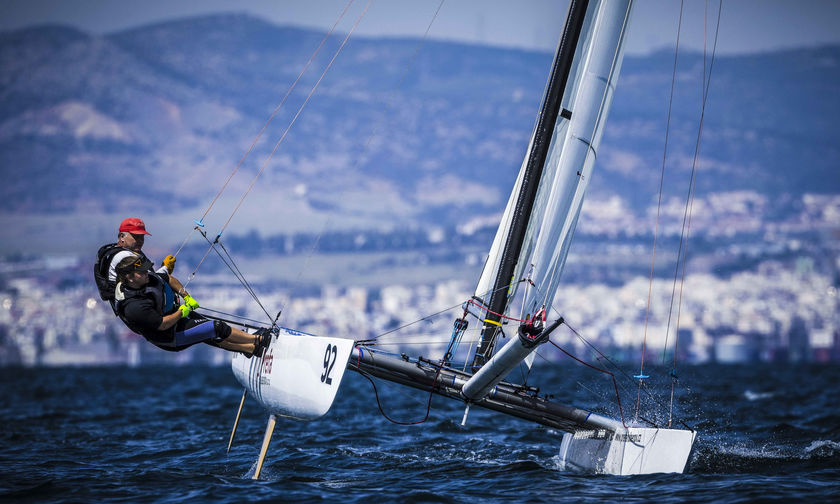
[254,327,271,358]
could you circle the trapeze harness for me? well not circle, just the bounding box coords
[115,272,231,352]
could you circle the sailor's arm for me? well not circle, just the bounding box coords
[167,275,188,297]
[157,310,183,331]
[157,297,197,330]
[167,275,200,311]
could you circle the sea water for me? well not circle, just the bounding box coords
[1,363,838,503]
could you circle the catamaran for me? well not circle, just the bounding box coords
[225,0,697,478]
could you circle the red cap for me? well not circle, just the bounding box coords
[119,217,151,236]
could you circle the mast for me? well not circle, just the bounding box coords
[472,0,590,369]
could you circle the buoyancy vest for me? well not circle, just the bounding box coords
[115,272,178,345]
[93,243,151,302]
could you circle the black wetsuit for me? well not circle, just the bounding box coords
[116,272,230,351]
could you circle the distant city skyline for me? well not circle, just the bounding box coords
[1,0,839,55]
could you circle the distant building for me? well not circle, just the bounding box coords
[787,315,810,362]
[714,334,752,363]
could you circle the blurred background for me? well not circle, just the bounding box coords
[1,0,838,366]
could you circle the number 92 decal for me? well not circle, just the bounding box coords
[321,344,338,385]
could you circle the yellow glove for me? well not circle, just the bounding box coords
[184,295,199,310]
[163,255,176,274]
[179,304,191,318]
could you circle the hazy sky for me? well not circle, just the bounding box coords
[1,0,839,55]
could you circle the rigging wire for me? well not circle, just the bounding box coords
[664,0,723,426]
[271,0,448,324]
[362,278,528,346]
[368,298,465,341]
[195,228,275,322]
[216,1,375,238]
[174,1,377,326]
[635,0,685,420]
[183,0,375,294]
[171,0,357,259]
[529,277,677,426]
[561,317,693,430]
[198,307,267,329]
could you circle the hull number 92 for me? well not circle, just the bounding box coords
[321,344,338,385]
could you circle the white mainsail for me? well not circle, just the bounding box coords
[474,0,634,340]
[521,0,634,319]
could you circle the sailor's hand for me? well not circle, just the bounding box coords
[179,304,191,318]
[163,254,176,274]
[184,295,199,310]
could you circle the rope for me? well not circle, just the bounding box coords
[549,339,628,428]
[466,297,529,324]
[443,316,468,365]
[372,276,528,342]
[569,317,695,430]
[356,367,441,426]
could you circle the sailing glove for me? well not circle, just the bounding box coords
[179,304,191,318]
[163,254,176,274]
[184,295,200,310]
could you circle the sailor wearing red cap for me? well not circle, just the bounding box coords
[112,255,269,356]
[94,217,177,311]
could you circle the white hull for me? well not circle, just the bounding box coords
[558,427,696,475]
[231,327,354,421]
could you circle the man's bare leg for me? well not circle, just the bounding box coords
[218,340,256,354]
[227,327,260,345]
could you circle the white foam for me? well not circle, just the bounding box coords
[804,439,840,455]
[743,390,774,401]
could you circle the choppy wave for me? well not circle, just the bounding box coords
[1,364,839,503]
[804,439,840,458]
[690,437,840,474]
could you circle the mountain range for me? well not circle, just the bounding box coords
[1,14,839,252]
